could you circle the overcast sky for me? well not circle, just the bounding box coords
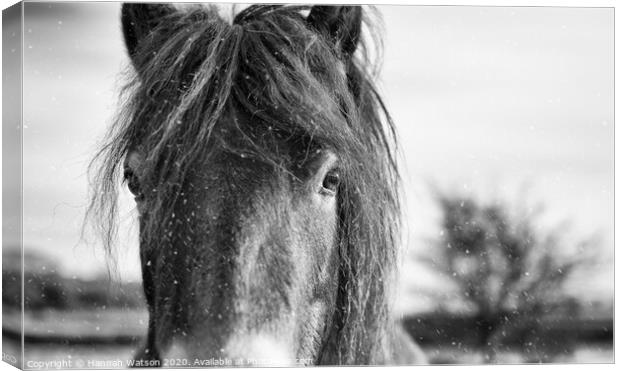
[15,2,613,314]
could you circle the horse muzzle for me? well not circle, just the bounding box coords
[224,332,296,366]
[161,331,296,367]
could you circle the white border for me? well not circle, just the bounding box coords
[0,1,615,371]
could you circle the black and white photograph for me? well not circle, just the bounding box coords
[1,0,614,368]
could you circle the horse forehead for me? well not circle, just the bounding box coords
[190,152,284,191]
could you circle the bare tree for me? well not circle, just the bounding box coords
[423,193,597,362]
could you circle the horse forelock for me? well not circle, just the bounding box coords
[86,5,400,364]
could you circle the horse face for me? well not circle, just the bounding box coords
[118,3,370,364]
[125,134,341,363]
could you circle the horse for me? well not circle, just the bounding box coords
[87,3,426,366]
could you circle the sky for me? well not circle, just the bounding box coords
[12,2,613,315]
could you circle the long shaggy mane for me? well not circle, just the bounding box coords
[86,4,400,364]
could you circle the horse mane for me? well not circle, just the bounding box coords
[86,5,400,364]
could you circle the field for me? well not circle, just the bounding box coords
[2,339,613,368]
[2,309,613,367]
[423,344,613,364]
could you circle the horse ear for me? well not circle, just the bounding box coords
[307,6,362,58]
[121,3,176,62]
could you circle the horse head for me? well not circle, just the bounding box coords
[89,3,419,365]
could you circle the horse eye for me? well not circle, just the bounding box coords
[321,170,340,195]
[123,169,142,198]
